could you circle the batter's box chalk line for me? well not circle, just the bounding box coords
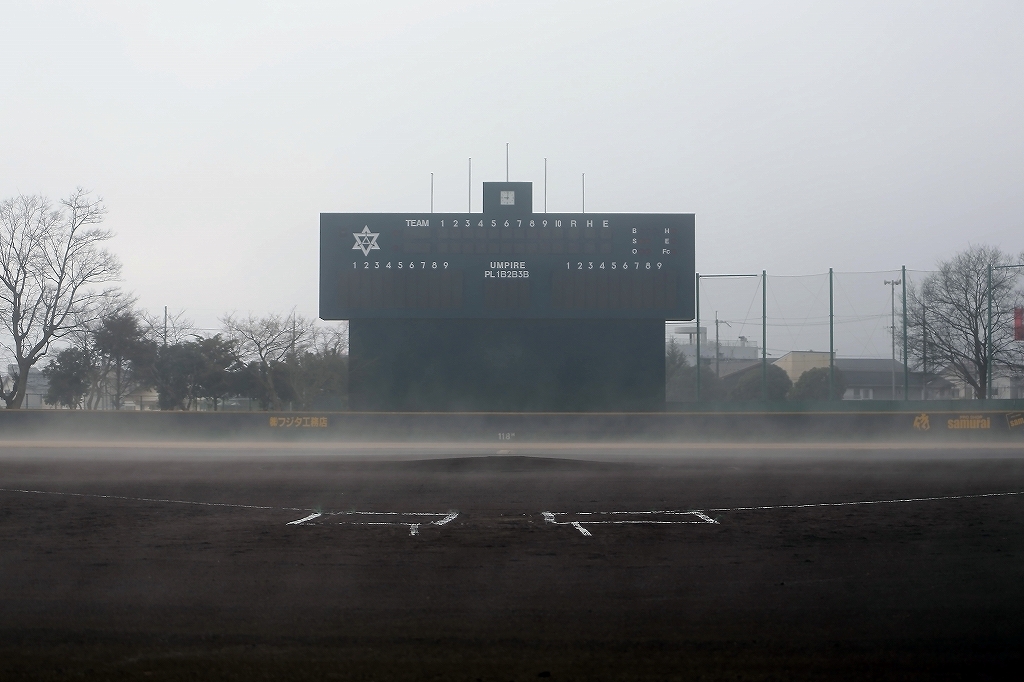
[543,510,720,536]
[287,509,459,535]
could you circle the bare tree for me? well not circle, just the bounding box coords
[222,312,313,410]
[907,245,1024,399]
[311,321,348,357]
[289,322,349,410]
[0,189,121,408]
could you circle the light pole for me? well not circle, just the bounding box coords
[922,302,928,400]
[885,277,902,399]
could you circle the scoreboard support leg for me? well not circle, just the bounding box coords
[348,318,666,412]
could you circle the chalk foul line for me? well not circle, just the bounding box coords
[705,490,1024,512]
[544,490,1024,536]
[0,487,304,512]
[0,488,459,536]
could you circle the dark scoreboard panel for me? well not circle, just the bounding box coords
[320,212,694,319]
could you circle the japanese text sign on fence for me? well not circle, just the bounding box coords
[268,416,328,428]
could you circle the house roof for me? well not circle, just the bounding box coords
[714,358,767,379]
[765,356,953,389]
[834,360,953,389]
[834,358,904,372]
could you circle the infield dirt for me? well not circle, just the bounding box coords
[1,445,1023,680]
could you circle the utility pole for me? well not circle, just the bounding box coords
[828,268,834,400]
[714,312,731,379]
[290,311,297,359]
[715,312,720,379]
[902,265,908,401]
[163,306,167,348]
[884,277,902,399]
[762,271,767,401]
[695,273,759,399]
[695,273,701,402]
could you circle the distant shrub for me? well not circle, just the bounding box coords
[727,364,792,401]
[788,366,847,401]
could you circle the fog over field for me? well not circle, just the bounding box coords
[3,2,1023,331]
[4,5,1024,677]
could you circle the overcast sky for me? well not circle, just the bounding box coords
[2,1,1022,339]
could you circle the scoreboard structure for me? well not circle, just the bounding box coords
[321,181,695,412]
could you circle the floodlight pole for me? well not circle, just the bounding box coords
[582,173,586,213]
[506,143,509,181]
[902,265,908,401]
[695,273,701,402]
[430,173,434,213]
[829,268,834,400]
[884,277,901,399]
[468,158,472,212]
[762,270,767,401]
[922,303,928,400]
[987,264,993,399]
[544,157,547,213]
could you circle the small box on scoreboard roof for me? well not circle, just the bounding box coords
[320,182,695,321]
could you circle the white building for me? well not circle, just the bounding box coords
[665,322,760,364]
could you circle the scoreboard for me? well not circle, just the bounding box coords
[320,185,695,320]
[325,182,689,410]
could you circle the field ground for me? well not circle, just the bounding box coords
[1,442,1023,680]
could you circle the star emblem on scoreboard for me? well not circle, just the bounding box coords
[352,225,380,256]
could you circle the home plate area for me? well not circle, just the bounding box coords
[287,510,459,535]
[542,510,719,536]
[286,508,719,537]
